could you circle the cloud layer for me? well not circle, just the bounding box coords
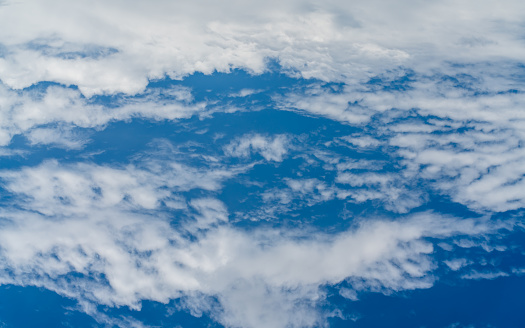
[1,0,525,327]
[1,0,524,95]
[0,157,513,327]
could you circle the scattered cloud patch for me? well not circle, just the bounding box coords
[224,133,291,162]
[0,1,524,327]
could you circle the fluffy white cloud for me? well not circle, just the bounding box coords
[0,158,513,328]
[0,0,524,96]
[25,126,88,149]
[0,157,245,216]
[276,73,525,213]
[225,133,291,162]
[0,83,205,146]
[0,0,523,326]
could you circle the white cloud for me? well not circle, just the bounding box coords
[190,198,229,231]
[26,126,88,149]
[339,287,358,301]
[229,89,264,98]
[335,169,425,213]
[0,156,244,216]
[0,83,205,146]
[240,149,425,219]
[276,84,372,124]
[339,135,381,148]
[0,147,26,157]
[0,1,523,219]
[0,0,523,326]
[461,270,509,280]
[390,120,525,212]
[0,0,524,96]
[224,133,291,162]
[444,258,470,271]
[0,158,514,328]
[274,74,525,213]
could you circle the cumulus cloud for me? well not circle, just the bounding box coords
[444,258,470,271]
[0,83,205,146]
[0,0,524,96]
[0,157,246,216]
[0,0,524,326]
[273,71,525,214]
[224,133,291,162]
[0,157,514,328]
[25,126,89,149]
[383,107,525,212]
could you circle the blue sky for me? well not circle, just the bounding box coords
[0,1,524,327]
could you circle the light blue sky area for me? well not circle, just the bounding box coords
[1,1,525,327]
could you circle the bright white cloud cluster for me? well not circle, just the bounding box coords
[0,0,524,327]
[0,158,511,328]
[0,157,244,215]
[278,73,525,213]
[0,83,204,146]
[397,125,525,212]
[225,134,291,162]
[1,0,524,96]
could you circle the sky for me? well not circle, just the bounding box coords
[0,0,524,327]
